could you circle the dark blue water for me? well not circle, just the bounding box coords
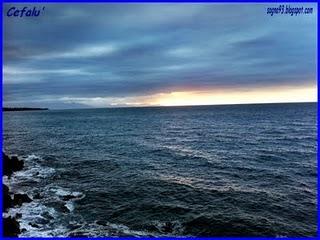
[3,103,317,237]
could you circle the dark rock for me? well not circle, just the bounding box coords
[13,193,32,206]
[11,156,24,172]
[3,193,13,210]
[21,228,27,233]
[3,216,21,237]
[3,184,9,194]
[2,153,27,236]
[3,184,13,211]
[3,153,12,176]
[3,152,24,176]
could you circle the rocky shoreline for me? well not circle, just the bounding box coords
[3,152,33,237]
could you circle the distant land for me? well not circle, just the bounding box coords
[3,107,48,112]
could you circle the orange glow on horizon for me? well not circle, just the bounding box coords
[145,85,317,107]
[61,85,317,108]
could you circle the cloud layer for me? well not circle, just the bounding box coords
[4,3,317,108]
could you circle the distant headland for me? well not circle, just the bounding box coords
[3,107,48,112]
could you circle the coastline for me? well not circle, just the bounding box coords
[3,108,48,112]
[3,152,32,237]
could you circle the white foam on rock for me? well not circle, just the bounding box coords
[5,154,55,185]
[7,201,67,237]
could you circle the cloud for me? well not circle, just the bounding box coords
[3,65,93,84]
[3,3,317,108]
[167,47,200,58]
[4,66,91,75]
[33,43,118,59]
[59,96,146,108]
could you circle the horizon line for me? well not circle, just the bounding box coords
[4,101,317,111]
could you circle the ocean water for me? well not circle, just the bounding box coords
[3,103,317,237]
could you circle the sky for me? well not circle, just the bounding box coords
[4,3,317,109]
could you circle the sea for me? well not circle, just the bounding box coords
[3,103,317,237]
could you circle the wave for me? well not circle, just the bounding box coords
[4,154,55,185]
[4,153,155,237]
[4,154,83,236]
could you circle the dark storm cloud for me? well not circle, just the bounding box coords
[4,3,317,108]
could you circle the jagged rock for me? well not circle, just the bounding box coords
[3,184,13,211]
[3,184,9,194]
[13,193,32,206]
[11,156,24,172]
[3,152,24,176]
[3,153,12,176]
[2,153,27,236]
[3,216,21,237]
